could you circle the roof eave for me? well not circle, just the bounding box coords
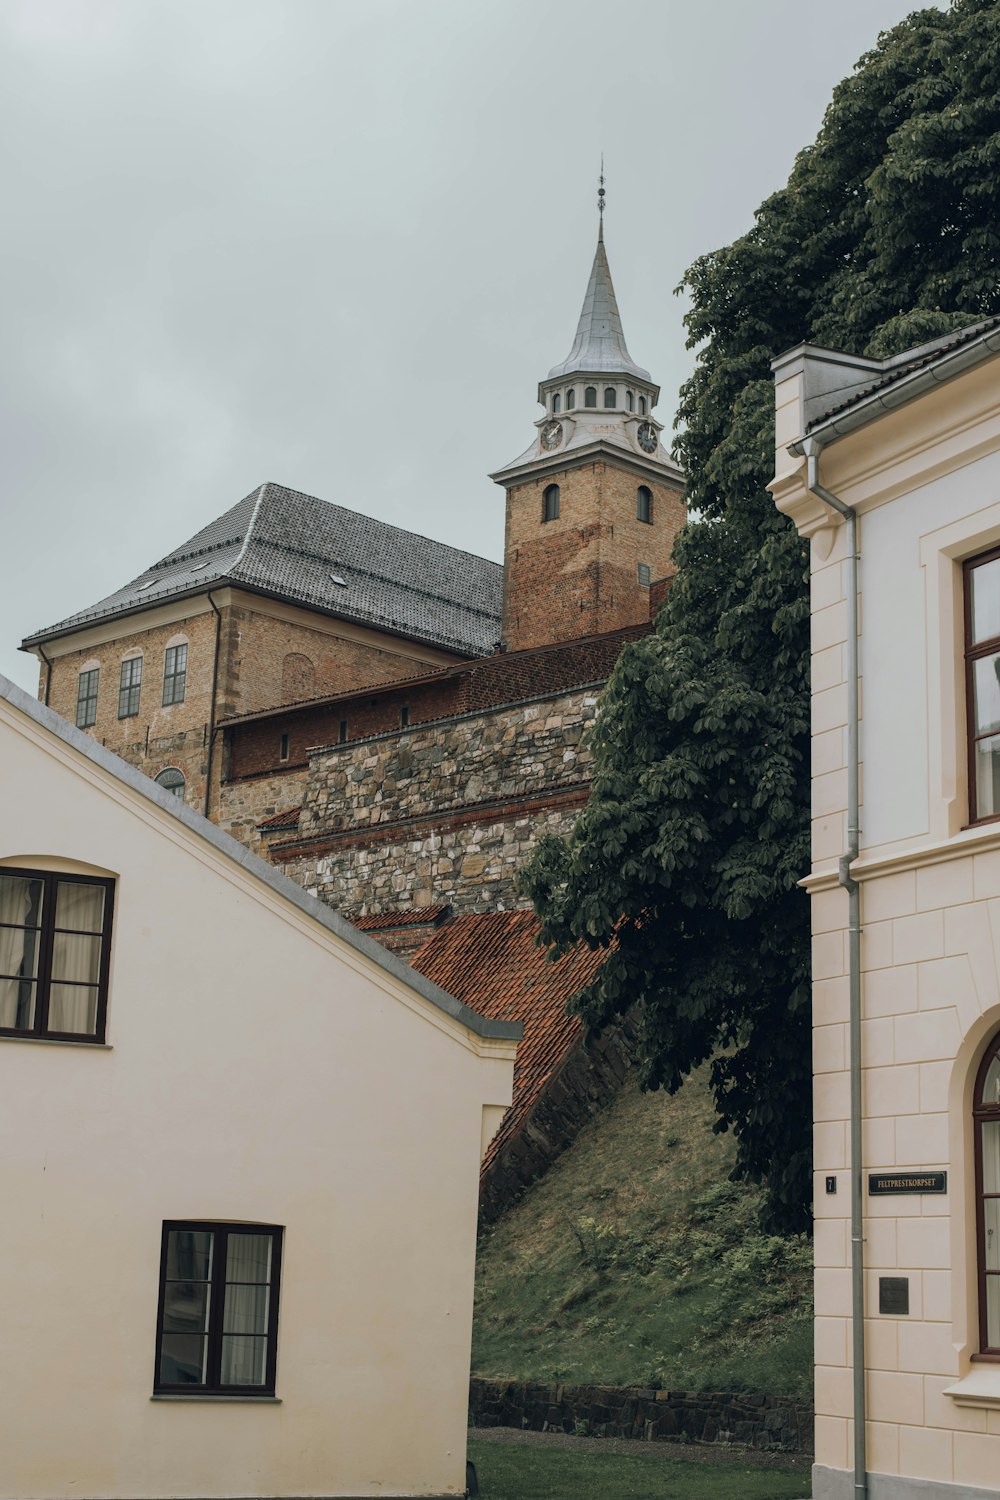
[490,438,685,489]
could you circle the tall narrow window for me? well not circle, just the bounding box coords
[400,705,410,728]
[626,390,634,412]
[966,549,1000,823]
[279,733,290,762]
[639,396,647,416]
[118,657,142,719]
[637,486,653,525]
[552,393,561,414]
[584,386,597,408]
[154,1222,283,1395]
[974,1031,1000,1354]
[637,563,651,588]
[162,643,188,706]
[76,668,100,728]
[543,485,560,523]
[0,867,114,1042]
[566,389,576,409]
[339,719,348,744]
[604,387,616,408]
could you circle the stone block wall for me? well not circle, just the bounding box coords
[468,1377,814,1453]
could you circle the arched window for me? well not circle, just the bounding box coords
[154,768,186,801]
[975,1031,1000,1352]
[552,393,561,414]
[584,386,597,408]
[639,396,647,416]
[567,388,576,409]
[543,484,560,523]
[626,390,634,412]
[281,653,315,702]
[604,387,616,408]
[637,486,653,524]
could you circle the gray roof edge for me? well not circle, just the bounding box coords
[786,323,1000,454]
[0,674,522,1045]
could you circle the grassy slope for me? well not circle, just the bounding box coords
[472,1069,813,1398]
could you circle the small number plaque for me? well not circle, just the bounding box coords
[879,1277,910,1316]
[869,1171,947,1196]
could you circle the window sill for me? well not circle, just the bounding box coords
[0,1035,111,1050]
[944,1367,1000,1408]
[151,1394,281,1403]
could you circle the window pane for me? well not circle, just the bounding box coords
[224,1283,269,1335]
[166,1230,213,1282]
[986,1198,1000,1272]
[159,1334,208,1385]
[226,1233,271,1283]
[984,1121,1000,1194]
[51,933,102,984]
[974,655,1000,736]
[162,1281,211,1334]
[0,977,35,1029]
[0,924,40,980]
[972,559,1000,645]
[46,984,99,1034]
[976,733,1000,820]
[988,1276,1000,1349]
[220,1335,267,1386]
[55,882,105,933]
[982,1057,1000,1107]
[0,875,43,928]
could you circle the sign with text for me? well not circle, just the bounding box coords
[868,1171,947,1196]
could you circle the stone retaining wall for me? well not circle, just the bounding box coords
[468,1377,814,1454]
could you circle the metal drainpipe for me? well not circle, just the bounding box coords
[803,436,865,1499]
[37,644,53,706]
[204,592,223,818]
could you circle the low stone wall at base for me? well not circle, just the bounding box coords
[468,1377,814,1454]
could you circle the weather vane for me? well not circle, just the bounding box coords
[598,154,606,222]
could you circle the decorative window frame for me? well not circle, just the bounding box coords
[974,1027,1000,1358]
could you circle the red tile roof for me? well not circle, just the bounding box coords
[410,910,609,1177]
[256,805,302,832]
[350,906,451,931]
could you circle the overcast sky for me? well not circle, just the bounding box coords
[1,0,937,693]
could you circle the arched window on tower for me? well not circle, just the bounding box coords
[974,1030,1000,1353]
[604,387,616,408]
[626,390,634,412]
[542,485,560,523]
[567,388,576,409]
[585,386,597,408]
[637,486,653,525]
[552,393,561,414]
[639,395,648,416]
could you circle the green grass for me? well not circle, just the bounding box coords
[473,1068,813,1398]
[468,1438,812,1499]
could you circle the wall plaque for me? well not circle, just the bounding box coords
[868,1171,947,1196]
[879,1277,910,1315]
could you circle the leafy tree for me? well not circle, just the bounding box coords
[522,0,1000,1231]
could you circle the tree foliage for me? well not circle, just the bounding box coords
[522,0,1000,1231]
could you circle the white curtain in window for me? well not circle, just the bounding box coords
[0,876,41,1028]
[47,883,104,1033]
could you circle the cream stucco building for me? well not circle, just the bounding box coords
[0,673,518,1500]
[772,319,1000,1498]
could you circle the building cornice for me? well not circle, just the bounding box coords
[490,438,684,491]
[801,819,1000,894]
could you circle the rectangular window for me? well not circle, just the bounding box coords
[279,733,289,762]
[154,1222,283,1395]
[76,668,99,728]
[637,563,651,588]
[966,549,1000,823]
[400,705,410,728]
[0,867,114,1042]
[118,657,142,719]
[338,719,348,744]
[162,644,188,706]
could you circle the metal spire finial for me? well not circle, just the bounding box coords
[597,155,605,238]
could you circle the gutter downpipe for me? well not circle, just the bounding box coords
[36,644,53,706]
[204,592,223,818]
[803,436,865,1500]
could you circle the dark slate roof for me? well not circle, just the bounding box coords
[807,316,1000,432]
[22,481,504,657]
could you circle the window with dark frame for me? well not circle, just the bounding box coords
[155,768,186,800]
[162,643,188,706]
[542,484,560,523]
[154,1222,283,1395]
[400,705,410,727]
[566,388,576,409]
[338,719,348,744]
[965,549,1000,823]
[604,387,616,408]
[118,657,142,719]
[0,867,114,1043]
[974,1030,1000,1356]
[637,486,653,525]
[637,563,651,588]
[552,393,561,414]
[76,668,100,728]
[279,733,290,762]
[584,386,597,408]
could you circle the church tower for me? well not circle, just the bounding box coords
[491,192,685,652]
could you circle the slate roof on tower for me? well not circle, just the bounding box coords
[22,481,504,656]
[546,224,651,382]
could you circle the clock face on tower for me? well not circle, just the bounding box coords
[540,420,563,451]
[637,421,658,455]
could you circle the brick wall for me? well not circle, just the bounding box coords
[501,461,685,651]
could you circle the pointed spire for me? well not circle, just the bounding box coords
[547,165,650,382]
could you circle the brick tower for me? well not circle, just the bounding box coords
[492,201,685,652]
